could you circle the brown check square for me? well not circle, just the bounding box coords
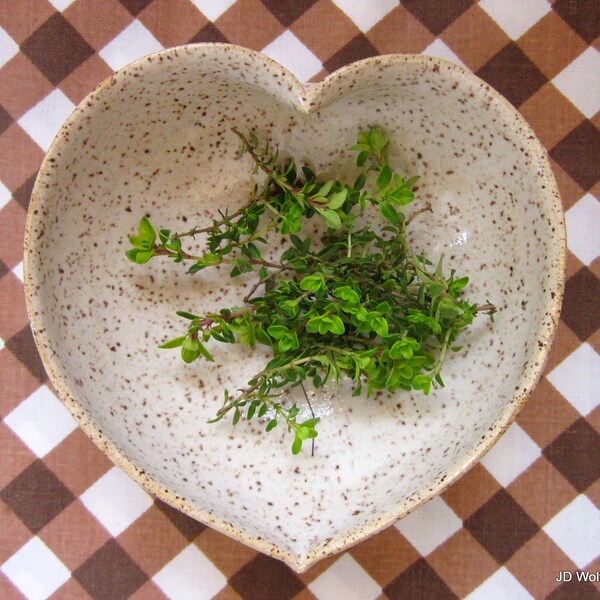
[0,124,45,191]
[43,429,112,497]
[117,504,189,575]
[139,0,208,48]
[0,500,32,564]
[59,55,114,105]
[0,104,12,136]
[507,531,578,599]
[0,350,43,419]
[195,527,258,580]
[441,463,502,520]
[260,0,319,27]
[73,539,148,600]
[216,0,284,51]
[291,0,360,64]
[5,325,50,384]
[441,4,510,72]
[516,377,581,449]
[546,577,600,599]
[519,83,586,150]
[561,268,600,341]
[547,157,586,211]
[0,54,54,121]
[464,489,539,564]
[550,120,600,192]
[63,0,134,52]
[565,250,587,284]
[21,13,95,86]
[129,580,170,600]
[553,0,600,44]
[0,200,27,269]
[383,557,458,600]
[229,554,305,600]
[11,173,38,212]
[368,6,434,55]
[591,258,600,290]
[0,572,30,600]
[543,418,600,493]
[118,0,155,16]
[518,11,588,79]
[402,0,475,36]
[0,460,75,533]
[427,530,498,598]
[155,499,206,541]
[349,526,421,588]
[507,457,578,527]
[48,578,90,599]
[476,42,548,107]
[0,287,34,352]
[323,34,379,74]
[590,405,600,437]
[0,0,55,45]
[189,23,230,44]
[38,499,111,571]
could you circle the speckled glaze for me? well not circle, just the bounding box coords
[24,45,565,571]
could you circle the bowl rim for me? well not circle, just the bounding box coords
[23,43,566,572]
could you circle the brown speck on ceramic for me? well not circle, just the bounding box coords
[23,45,565,572]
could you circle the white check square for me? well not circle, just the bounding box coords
[261,31,322,83]
[544,495,600,569]
[479,0,550,40]
[18,89,75,152]
[547,343,600,417]
[565,194,600,266]
[4,385,77,458]
[424,39,467,69]
[308,554,380,600]
[480,423,541,487]
[80,466,153,536]
[553,48,600,119]
[99,20,164,72]
[189,0,236,22]
[467,567,533,599]
[332,0,399,33]
[395,495,462,555]
[0,179,11,211]
[153,544,226,600]
[1,537,70,600]
[0,27,19,68]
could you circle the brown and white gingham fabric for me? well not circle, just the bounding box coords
[0,1,599,598]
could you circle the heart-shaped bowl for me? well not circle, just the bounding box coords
[24,44,564,571]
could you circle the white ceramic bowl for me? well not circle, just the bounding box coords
[24,44,565,571]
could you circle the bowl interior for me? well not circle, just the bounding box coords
[25,46,564,570]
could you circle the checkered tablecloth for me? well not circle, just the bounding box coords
[0,1,599,599]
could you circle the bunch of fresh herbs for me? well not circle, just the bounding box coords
[126,126,495,454]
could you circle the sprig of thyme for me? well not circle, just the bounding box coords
[126,126,495,454]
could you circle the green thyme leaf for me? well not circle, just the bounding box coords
[125,125,496,454]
